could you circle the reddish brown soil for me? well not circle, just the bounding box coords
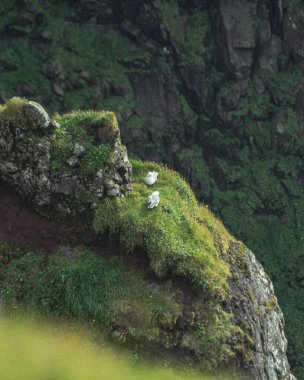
[0,182,104,254]
[0,181,150,272]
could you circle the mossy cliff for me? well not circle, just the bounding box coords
[1,1,302,376]
[0,102,293,379]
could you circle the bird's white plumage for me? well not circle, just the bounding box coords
[144,171,158,185]
[148,191,160,209]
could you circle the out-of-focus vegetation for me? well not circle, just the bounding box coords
[1,246,179,330]
[0,241,235,369]
[0,317,231,380]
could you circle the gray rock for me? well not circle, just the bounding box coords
[53,83,65,97]
[259,36,282,71]
[74,142,86,157]
[24,101,50,130]
[147,282,160,294]
[0,161,18,173]
[53,177,81,195]
[209,0,258,78]
[66,156,79,167]
[106,182,120,197]
[226,243,294,380]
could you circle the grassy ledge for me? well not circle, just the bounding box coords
[93,159,234,299]
[1,247,181,332]
[0,244,235,368]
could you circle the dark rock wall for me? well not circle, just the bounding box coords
[0,0,304,376]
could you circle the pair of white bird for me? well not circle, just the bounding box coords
[144,171,160,209]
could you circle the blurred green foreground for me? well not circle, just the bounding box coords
[0,317,230,380]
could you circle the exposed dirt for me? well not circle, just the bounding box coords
[0,182,103,254]
[0,181,149,270]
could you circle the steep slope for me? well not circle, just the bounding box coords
[0,100,294,379]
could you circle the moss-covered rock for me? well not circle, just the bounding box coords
[0,98,132,214]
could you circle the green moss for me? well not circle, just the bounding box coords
[0,37,53,107]
[54,110,119,140]
[1,244,237,369]
[179,95,198,129]
[0,3,151,115]
[81,144,113,175]
[263,297,277,312]
[180,11,215,69]
[228,81,274,122]
[51,110,117,175]
[1,247,172,328]
[93,159,233,298]
[0,97,27,125]
[181,306,234,368]
[0,243,24,284]
[155,0,184,42]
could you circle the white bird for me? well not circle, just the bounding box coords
[148,191,160,209]
[144,171,158,185]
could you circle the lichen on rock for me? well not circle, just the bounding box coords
[226,242,295,380]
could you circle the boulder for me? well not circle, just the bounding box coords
[24,101,50,130]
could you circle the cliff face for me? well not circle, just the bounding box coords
[0,101,294,379]
[227,244,292,379]
[0,0,303,376]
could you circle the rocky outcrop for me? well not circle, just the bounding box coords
[0,0,302,376]
[138,242,295,380]
[209,0,258,79]
[0,98,294,379]
[0,99,132,214]
[227,243,294,380]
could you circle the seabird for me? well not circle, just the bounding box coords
[144,171,158,185]
[148,191,160,209]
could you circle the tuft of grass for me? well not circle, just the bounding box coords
[51,110,117,175]
[93,159,233,298]
[54,110,119,142]
[0,97,27,125]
